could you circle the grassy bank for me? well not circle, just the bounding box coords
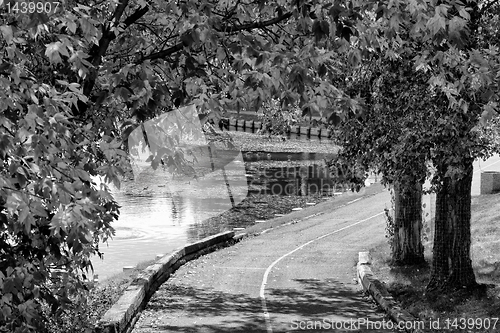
[370,193,500,332]
[44,258,157,333]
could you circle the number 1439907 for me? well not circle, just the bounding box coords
[4,0,61,15]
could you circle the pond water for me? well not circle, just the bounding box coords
[245,164,344,196]
[91,189,236,281]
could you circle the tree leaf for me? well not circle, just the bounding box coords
[45,42,65,64]
[0,25,13,44]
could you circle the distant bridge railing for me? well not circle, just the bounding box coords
[219,118,334,139]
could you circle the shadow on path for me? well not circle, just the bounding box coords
[134,278,393,333]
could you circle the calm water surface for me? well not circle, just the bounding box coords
[92,191,235,281]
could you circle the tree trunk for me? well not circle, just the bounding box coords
[391,181,425,265]
[222,166,236,208]
[208,145,235,207]
[427,158,477,291]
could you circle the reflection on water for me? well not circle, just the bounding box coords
[228,124,333,143]
[92,188,241,281]
[246,165,339,196]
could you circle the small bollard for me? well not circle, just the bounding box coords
[357,252,371,288]
[358,251,371,265]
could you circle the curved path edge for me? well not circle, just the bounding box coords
[94,231,243,333]
[357,252,427,333]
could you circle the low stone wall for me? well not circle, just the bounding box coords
[357,252,426,333]
[94,231,246,333]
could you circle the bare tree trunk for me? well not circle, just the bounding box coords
[391,181,425,265]
[427,158,477,291]
[207,145,215,172]
[208,145,235,208]
[222,167,235,208]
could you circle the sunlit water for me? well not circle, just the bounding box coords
[91,190,235,281]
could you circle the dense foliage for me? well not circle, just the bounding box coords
[257,100,300,138]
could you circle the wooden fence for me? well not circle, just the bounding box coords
[223,118,332,139]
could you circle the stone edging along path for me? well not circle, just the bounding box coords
[357,252,426,333]
[93,231,244,333]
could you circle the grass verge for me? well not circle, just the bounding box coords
[44,259,156,333]
[370,193,500,332]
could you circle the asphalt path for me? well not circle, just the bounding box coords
[131,186,397,333]
[130,154,500,333]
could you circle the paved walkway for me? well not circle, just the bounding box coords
[129,154,500,333]
[131,184,397,333]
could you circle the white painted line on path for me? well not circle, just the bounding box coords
[214,266,267,270]
[259,211,385,333]
[347,197,362,204]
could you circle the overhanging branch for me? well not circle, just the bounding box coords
[112,0,129,26]
[78,4,150,114]
[216,11,293,34]
[140,11,293,63]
